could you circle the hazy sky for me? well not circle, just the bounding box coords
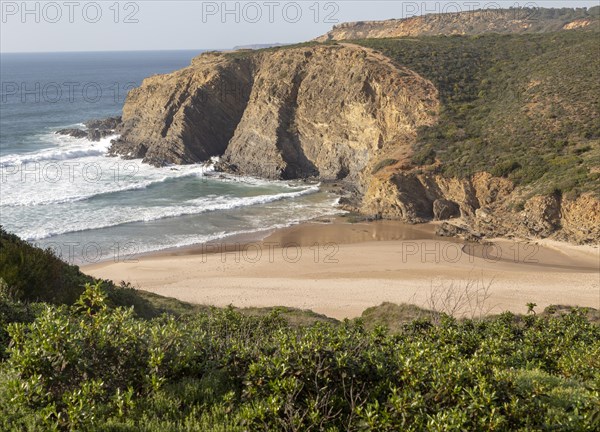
[1,1,598,53]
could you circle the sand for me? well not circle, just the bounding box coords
[82,219,600,320]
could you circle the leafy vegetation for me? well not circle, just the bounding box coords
[360,302,437,332]
[0,228,91,305]
[0,231,598,431]
[0,226,194,318]
[0,283,598,431]
[356,30,600,196]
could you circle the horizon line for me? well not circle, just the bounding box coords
[0,48,216,55]
[0,43,290,55]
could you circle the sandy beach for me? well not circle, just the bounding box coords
[83,218,600,320]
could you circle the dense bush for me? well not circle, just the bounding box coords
[491,160,522,178]
[0,227,91,305]
[1,284,598,431]
[0,280,44,360]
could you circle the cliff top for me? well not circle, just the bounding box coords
[315,7,600,41]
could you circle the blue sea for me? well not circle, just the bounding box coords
[0,51,339,264]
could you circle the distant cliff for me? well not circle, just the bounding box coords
[315,7,599,41]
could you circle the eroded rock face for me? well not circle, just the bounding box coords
[362,172,480,221]
[433,199,460,220]
[559,194,600,243]
[361,169,599,244]
[562,18,594,30]
[220,45,438,187]
[523,195,562,237]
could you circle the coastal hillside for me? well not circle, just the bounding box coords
[357,30,600,244]
[315,7,600,41]
[0,226,195,318]
[110,15,599,244]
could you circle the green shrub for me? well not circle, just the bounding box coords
[412,147,436,166]
[2,283,599,431]
[0,227,175,319]
[0,227,90,305]
[491,160,522,177]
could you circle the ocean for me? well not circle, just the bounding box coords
[0,51,339,265]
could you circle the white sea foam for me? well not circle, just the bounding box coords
[0,134,212,207]
[0,134,115,167]
[69,199,342,264]
[15,185,321,240]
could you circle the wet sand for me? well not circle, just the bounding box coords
[83,218,600,319]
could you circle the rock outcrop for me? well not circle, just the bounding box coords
[361,169,599,244]
[219,45,438,187]
[110,54,254,165]
[84,117,122,130]
[315,9,598,42]
[56,128,89,139]
[56,116,121,142]
[557,194,600,243]
[562,18,595,30]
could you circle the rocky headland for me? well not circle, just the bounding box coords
[104,9,599,245]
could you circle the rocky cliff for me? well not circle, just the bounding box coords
[111,45,439,190]
[220,45,438,188]
[315,8,598,42]
[111,53,255,166]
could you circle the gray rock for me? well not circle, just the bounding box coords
[436,222,482,242]
[55,128,88,139]
[56,117,122,142]
[84,117,122,130]
[108,138,147,159]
